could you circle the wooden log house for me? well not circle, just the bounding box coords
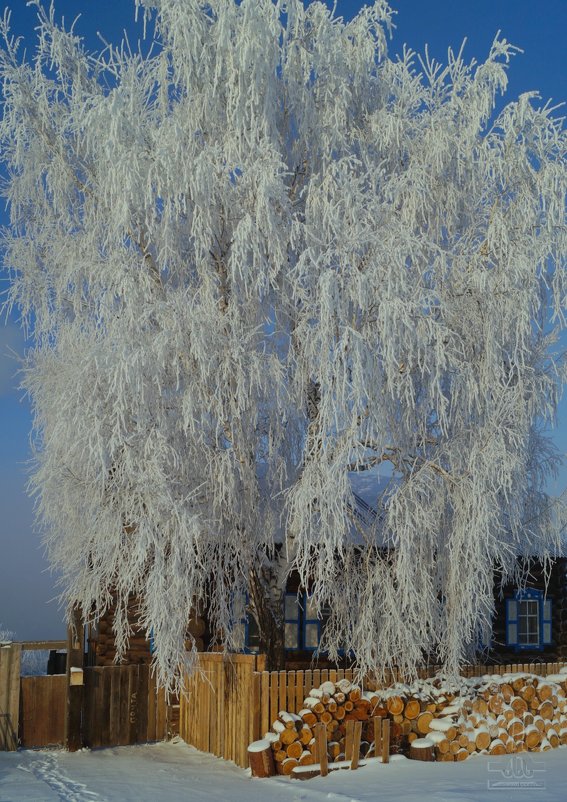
[87,556,567,671]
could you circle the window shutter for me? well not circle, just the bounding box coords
[542,598,553,645]
[506,599,518,646]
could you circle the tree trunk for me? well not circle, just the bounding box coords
[261,624,286,671]
[249,566,286,670]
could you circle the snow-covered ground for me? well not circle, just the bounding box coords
[1,740,566,802]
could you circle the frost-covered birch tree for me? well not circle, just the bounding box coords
[1,0,566,691]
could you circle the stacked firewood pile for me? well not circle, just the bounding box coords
[250,667,567,774]
[260,679,384,775]
[378,669,567,762]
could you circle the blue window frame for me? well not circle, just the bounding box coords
[285,592,325,652]
[303,595,322,651]
[506,589,552,651]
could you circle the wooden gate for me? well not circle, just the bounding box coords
[19,675,66,747]
[0,643,21,751]
[83,664,168,747]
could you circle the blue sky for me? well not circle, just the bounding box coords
[0,0,565,639]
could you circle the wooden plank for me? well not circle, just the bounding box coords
[278,670,286,715]
[85,666,102,748]
[156,685,167,741]
[238,663,248,768]
[381,718,390,764]
[314,723,328,777]
[109,666,122,744]
[373,715,382,758]
[270,672,278,733]
[20,641,67,651]
[65,610,84,751]
[230,662,237,762]
[304,670,312,700]
[224,661,231,761]
[0,644,21,751]
[350,720,362,769]
[147,669,157,742]
[212,659,221,755]
[252,672,261,745]
[312,669,321,691]
[261,672,270,737]
[82,668,92,747]
[295,670,304,714]
[215,658,223,756]
[100,669,111,746]
[119,666,130,745]
[345,718,354,761]
[127,665,138,744]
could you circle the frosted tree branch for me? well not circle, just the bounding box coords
[0,0,565,690]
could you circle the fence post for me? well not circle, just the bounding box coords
[65,608,84,751]
[0,642,21,750]
[381,718,390,763]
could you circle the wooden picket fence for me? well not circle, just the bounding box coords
[179,655,358,768]
[179,657,567,769]
[179,653,263,768]
[1,642,171,750]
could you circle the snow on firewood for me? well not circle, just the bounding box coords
[250,666,567,773]
[248,739,271,753]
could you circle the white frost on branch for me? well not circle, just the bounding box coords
[0,0,565,691]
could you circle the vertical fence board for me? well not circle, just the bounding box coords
[295,670,304,713]
[100,669,112,747]
[261,672,270,737]
[147,669,157,742]
[0,644,21,751]
[252,671,261,744]
[278,670,286,715]
[270,671,278,733]
[304,670,313,699]
[109,667,121,744]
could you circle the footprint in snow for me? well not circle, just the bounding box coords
[25,752,106,802]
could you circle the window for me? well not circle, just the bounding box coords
[304,595,322,650]
[506,589,552,651]
[235,590,327,653]
[285,592,326,652]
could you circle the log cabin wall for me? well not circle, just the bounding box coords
[88,558,567,670]
[88,597,152,667]
[88,597,207,667]
[488,558,567,663]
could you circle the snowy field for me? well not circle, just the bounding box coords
[1,739,566,802]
